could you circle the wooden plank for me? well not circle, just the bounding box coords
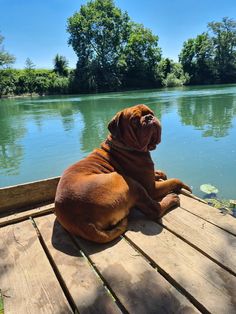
[125,215,236,314]
[0,219,72,314]
[0,177,59,212]
[0,203,54,227]
[73,233,200,313]
[180,194,236,235]
[161,207,236,275]
[34,215,122,314]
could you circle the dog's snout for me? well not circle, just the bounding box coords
[145,114,153,122]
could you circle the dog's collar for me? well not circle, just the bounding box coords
[105,138,137,152]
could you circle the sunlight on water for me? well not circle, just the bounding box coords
[0,84,236,199]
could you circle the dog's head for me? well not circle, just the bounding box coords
[108,104,161,152]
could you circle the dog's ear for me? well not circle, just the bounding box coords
[108,112,122,138]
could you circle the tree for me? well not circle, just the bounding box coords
[179,17,236,85]
[157,59,189,87]
[24,58,36,94]
[157,58,172,81]
[208,17,236,83]
[179,33,215,84]
[0,69,17,97]
[124,22,161,88]
[179,38,196,82]
[194,33,215,83]
[0,33,15,68]
[53,54,69,76]
[67,0,130,91]
[67,0,162,92]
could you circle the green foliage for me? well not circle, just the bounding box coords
[67,0,131,91]
[179,17,236,84]
[53,54,69,76]
[157,58,189,87]
[2,8,236,96]
[123,22,161,88]
[67,0,162,91]
[205,198,233,215]
[0,68,17,96]
[179,33,215,84]
[24,58,36,94]
[0,32,15,68]
[208,17,236,82]
[48,74,69,94]
[0,69,70,97]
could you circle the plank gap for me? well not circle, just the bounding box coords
[158,220,236,277]
[0,206,54,228]
[123,234,211,314]
[70,234,129,314]
[30,218,79,314]
[180,206,236,237]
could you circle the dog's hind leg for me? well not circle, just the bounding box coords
[77,217,128,243]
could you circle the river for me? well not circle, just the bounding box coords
[0,84,236,199]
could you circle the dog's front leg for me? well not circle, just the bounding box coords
[154,178,192,200]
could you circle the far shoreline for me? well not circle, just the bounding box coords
[1,82,236,101]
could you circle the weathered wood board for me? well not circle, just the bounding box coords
[180,194,236,235]
[0,177,59,212]
[0,203,54,227]
[125,214,236,314]
[0,219,72,313]
[34,215,122,314]
[161,206,236,275]
[72,228,200,313]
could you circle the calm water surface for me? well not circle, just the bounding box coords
[0,85,236,199]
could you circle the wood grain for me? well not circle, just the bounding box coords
[0,203,54,227]
[0,219,72,313]
[73,231,200,313]
[0,177,59,212]
[125,215,236,314]
[34,215,122,314]
[161,206,236,274]
[180,194,236,235]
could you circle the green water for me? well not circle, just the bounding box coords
[0,85,236,200]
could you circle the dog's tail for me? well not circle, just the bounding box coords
[77,218,128,243]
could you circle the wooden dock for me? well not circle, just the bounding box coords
[0,178,236,313]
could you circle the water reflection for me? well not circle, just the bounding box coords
[178,94,236,138]
[0,85,236,198]
[0,102,26,175]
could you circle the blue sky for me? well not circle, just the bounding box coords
[0,0,236,69]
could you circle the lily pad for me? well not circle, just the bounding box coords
[200,184,219,194]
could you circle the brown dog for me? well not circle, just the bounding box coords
[55,104,191,243]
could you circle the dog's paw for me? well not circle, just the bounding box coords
[161,193,180,209]
[171,179,192,193]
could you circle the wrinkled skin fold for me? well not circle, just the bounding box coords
[55,104,191,243]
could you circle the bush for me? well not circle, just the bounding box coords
[0,68,71,97]
[0,69,18,96]
[163,73,183,87]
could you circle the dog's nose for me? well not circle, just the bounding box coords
[145,114,153,122]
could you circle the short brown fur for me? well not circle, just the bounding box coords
[55,104,191,243]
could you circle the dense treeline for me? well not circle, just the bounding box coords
[0,65,70,97]
[0,0,236,97]
[67,0,188,92]
[179,17,236,84]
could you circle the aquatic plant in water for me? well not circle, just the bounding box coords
[200,183,235,216]
[200,184,219,195]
